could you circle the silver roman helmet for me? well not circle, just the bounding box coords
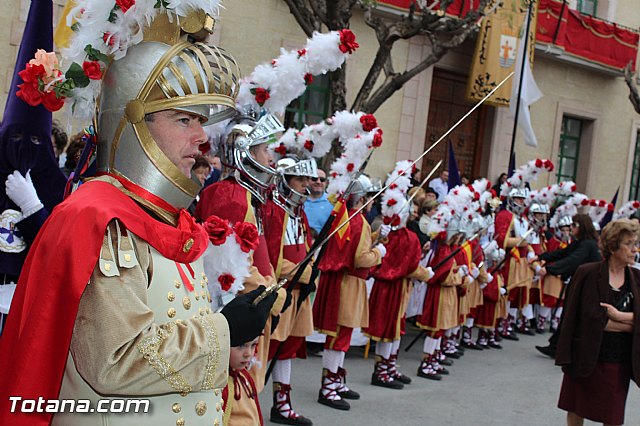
[273,156,318,217]
[507,187,529,215]
[220,113,284,204]
[96,11,240,215]
[528,202,550,230]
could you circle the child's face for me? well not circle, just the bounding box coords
[193,166,211,185]
[229,339,258,370]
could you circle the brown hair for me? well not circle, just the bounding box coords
[571,213,598,241]
[64,132,86,170]
[420,199,438,216]
[600,218,640,259]
[192,155,211,172]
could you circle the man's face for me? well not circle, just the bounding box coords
[513,197,525,206]
[425,192,437,202]
[147,110,206,178]
[211,156,222,171]
[310,169,327,195]
[288,175,310,193]
[441,171,449,182]
[249,143,273,168]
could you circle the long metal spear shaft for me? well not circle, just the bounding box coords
[252,71,515,306]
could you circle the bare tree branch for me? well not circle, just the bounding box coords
[283,0,320,36]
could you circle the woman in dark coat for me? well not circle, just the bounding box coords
[555,218,640,426]
[535,214,602,357]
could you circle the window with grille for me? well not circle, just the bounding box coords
[577,0,597,16]
[284,74,330,129]
[557,116,582,183]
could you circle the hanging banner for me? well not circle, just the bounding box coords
[466,0,538,106]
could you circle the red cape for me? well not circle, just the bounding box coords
[371,228,421,281]
[0,180,208,425]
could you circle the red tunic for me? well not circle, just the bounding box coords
[363,228,422,342]
[0,180,208,426]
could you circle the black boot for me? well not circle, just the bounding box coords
[371,356,404,389]
[318,369,350,411]
[271,382,313,425]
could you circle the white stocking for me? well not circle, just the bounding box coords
[272,358,291,385]
[422,336,438,355]
[375,341,393,359]
[391,339,401,355]
[322,349,342,373]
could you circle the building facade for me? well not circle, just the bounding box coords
[1,0,639,203]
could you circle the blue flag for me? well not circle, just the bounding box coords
[447,141,461,191]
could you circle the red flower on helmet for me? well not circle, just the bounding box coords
[297,48,306,57]
[304,140,314,151]
[82,61,102,80]
[115,0,135,13]
[633,201,640,208]
[535,158,543,168]
[338,29,359,54]
[252,87,270,106]
[346,163,355,172]
[304,73,313,85]
[607,203,615,212]
[274,143,287,156]
[387,199,397,207]
[581,199,590,206]
[372,130,383,147]
[218,274,235,291]
[360,114,377,132]
[389,183,398,190]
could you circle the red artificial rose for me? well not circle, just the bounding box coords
[218,273,235,292]
[490,189,497,198]
[16,82,42,107]
[360,114,377,132]
[571,184,577,192]
[304,140,314,151]
[103,32,116,47]
[588,199,596,206]
[473,192,480,201]
[607,203,615,212]
[346,163,355,172]
[372,130,383,147]
[234,222,259,253]
[274,143,287,156]
[338,29,359,54]
[297,48,306,57]
[598,200,606,207]
[331,172,337,178]
[304,73,313,85]
[581,199,589,206]
[41,90,64,112]
[535,158,543,168]
[634,201,640,208]
[203,215,232,245]
[254,88,270,106]
[18,63,45,84]
[389,183,398,190]
[116,0,135,13]
[545,160,554,172]
[82,61,102,80]
[387,198,397,207]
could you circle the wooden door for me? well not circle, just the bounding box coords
[421,69,487,182]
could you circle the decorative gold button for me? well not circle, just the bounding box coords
[124,254,132,262]
[176,417,185,426]
[174,280,181,289]
[168,308,177,318]
[172,403,181,413]
[201,291,206,300]
[194,292,200,301]
[167,291,175,302]
[104,263,112,271]
[195,401,207,416]
[183,296,192,310]
[182,238,194,253]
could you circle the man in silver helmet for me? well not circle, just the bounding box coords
[263,155,317,425]
[0,8,277,426]
[312,175,386,411]
[195,113,291,394]
[494,187,535,341]
[527,203,551,333]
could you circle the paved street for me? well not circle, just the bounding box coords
[259,327,640,425]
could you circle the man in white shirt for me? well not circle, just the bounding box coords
[429,170,449,201]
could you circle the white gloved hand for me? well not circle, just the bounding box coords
[499,287,507,295]
[5,171,43,217]
[484,240,499,255]
[486,273,494,283]
[375,244,387,258]
[480,283,488,290]
[458,265,468,278]
[497,249,506,261]
[379,224,391,238]
[470,267,480,279]
[527,251,536,263]
[534,265,542,274]
[425,267,435,281]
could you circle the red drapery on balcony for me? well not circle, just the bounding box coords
[379,0,639,71]
[536,0,638,71]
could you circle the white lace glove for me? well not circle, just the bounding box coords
[499,287,507,295]
[375,244,387,258]
[527,251,536,262]
[5,171,43,218]
[470,267,480,279]
[379,224,391,238]
[486,273,494,283]
[425,267,434,281]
